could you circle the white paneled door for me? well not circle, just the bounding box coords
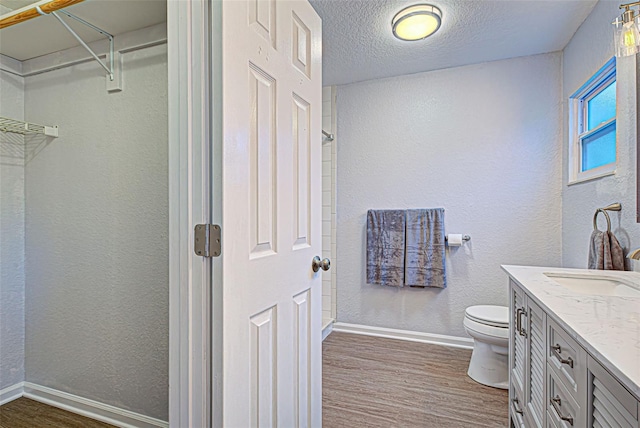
[221,0,322,426]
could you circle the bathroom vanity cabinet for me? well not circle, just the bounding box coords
[504,266,640,428]
[509,282,548,428]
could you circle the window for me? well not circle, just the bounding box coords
[569,58,617,184]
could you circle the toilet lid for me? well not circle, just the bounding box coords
[465,305,509,328]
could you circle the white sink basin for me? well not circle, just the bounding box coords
[543,272,640,298]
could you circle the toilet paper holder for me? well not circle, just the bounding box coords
[445,234,471,243]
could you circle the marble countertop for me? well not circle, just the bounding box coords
[501,265,640,400]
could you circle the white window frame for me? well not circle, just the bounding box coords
[568,58,617,185]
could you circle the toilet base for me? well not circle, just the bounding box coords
[467,340,508,389]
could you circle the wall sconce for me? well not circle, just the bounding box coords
[613,2,640,57]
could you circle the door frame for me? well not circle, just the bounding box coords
[167,0,213,426]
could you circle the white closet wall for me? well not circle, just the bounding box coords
[22,42,169,421]
[0,54,26,392]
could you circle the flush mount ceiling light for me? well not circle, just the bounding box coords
[613,1,640,57]
[392,4,442,41]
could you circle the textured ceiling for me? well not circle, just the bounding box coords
[310,0,599,85]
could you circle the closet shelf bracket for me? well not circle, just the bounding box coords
[0,116,59,138]
[36,6,119,88]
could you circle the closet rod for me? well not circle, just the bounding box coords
[0,0,85,29]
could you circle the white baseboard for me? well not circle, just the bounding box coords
[332,322,474,350]
[0,382,24,405]
[322,318,335,341]
[22,382,168,428]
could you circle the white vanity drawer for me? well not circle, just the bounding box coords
[547,319,585,401]
[548,366,581,428]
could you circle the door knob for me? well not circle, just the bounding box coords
[312,256,331,272]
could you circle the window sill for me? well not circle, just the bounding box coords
[568,168,616,186]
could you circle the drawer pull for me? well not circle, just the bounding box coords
[550,396,574,426]
[516,307,527,337]
[551,344,574,368]
[512,397,524,415]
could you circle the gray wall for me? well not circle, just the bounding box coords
[0,55,25,390]
[562,0,639,268]
[336,53,563,337]
[23,44,168,420]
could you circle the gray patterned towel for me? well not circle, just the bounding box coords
[405,208,446,288]
[366,210,406,287]
[588,230,625,270]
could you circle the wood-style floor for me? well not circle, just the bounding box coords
[323,332,509,428]
[0,398,114,428]
[2,333,507,427]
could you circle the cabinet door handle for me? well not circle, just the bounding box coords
[551,344,574,368]
[516,307,527,337]
[512,397,524,415]
[550,396,574,426]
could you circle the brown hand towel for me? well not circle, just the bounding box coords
[588,230,625,270]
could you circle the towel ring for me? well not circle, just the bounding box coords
[593,209,612,232]
[592,202,621,232]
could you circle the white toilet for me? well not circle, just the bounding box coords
[463,305,509,389]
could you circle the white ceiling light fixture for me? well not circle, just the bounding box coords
[392,4,442,41]
[613,1,640,57]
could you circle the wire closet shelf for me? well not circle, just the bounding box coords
[0,116,58,138]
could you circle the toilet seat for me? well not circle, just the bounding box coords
[465,305,509,328]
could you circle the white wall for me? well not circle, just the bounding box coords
[0,55,25,390]
[23,44,168,420]
[562,0,639,268]
[336,53,563,337]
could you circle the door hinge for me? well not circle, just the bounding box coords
[194,224,221,258]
